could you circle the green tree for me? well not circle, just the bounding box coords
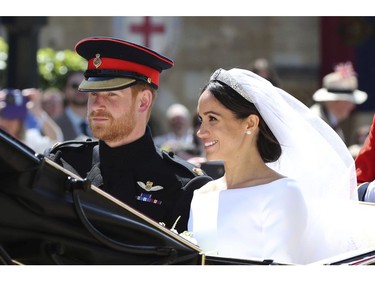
[37,48,87,90]
[0,37,86,90]
[0,37,8,87]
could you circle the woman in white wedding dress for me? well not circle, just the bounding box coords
[188,68,375,265]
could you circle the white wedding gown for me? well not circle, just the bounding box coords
[188,178,375,265]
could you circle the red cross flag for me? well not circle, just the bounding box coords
[113,17,180,58]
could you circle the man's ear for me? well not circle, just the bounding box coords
[138,89,153,113]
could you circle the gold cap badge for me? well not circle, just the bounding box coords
[93,53,102,68]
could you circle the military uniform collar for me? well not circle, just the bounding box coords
[99,126,157,160]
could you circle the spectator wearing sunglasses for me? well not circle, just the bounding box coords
[54,71,92,140]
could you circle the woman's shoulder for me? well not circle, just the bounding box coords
[194,176,302,196]
[194,177,225,193]
[266,177,301,192]
[265,178,305,205]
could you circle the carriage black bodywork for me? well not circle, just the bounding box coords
[0,129,374,265]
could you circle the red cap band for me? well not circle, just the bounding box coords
[88,57,160,86]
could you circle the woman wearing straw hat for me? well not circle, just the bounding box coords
[310,61,367,144]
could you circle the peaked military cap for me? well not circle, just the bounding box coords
[75,36,174,91]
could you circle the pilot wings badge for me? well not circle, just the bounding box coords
[137,180,164,192]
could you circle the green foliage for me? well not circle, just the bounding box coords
[0,37,8,86]
[37,48,87,90]
[0,37,87,90]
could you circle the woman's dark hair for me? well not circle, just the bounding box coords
[202,81,281,163]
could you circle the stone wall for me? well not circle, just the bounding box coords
[34,16,374,139]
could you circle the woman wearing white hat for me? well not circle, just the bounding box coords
[310,61,367,143]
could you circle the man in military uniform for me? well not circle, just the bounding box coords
[45,37,211,233]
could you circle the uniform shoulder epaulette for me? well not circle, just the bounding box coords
[46,138,99,155]
[44,138,99,178]
[158,148,206,177]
